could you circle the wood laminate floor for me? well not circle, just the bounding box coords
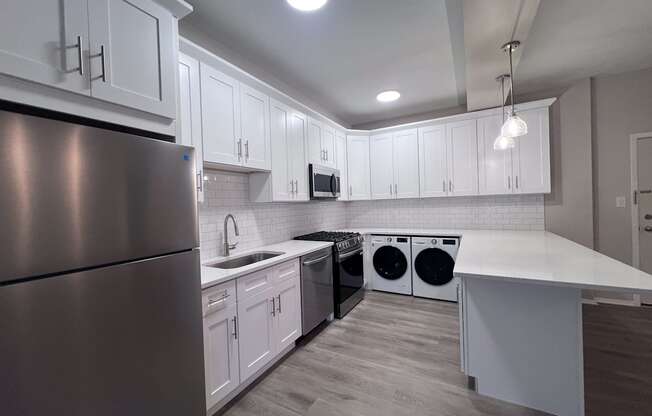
[221,291,548,416]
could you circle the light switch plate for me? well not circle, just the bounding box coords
[616,196,627,208]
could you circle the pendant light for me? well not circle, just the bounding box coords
[493,74,515,150]
[500,40,528,138]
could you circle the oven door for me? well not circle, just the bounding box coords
[334,247,364,317]
[310,164,340,199]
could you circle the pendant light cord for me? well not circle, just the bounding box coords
[508,44,516,117]
[501,76,506,123]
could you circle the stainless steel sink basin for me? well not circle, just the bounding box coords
[206,251,284,269]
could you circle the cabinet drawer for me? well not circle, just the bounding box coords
[273,259,300,283]
[237,267,275,300]
[202,280,236,317]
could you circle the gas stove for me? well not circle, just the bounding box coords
[294,231,363,252]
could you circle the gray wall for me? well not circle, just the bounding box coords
[592,67,652,264]
[544,79,594,248]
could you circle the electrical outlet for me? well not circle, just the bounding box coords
[616,196,627,208]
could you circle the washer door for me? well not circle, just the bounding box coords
[373,246,408,280]
[414,248,455,286]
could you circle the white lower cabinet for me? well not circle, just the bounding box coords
[202,259,302,411]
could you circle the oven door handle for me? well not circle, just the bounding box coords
[302,254,332,266]
[338,249,363,261]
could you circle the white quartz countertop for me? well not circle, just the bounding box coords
[346,228,652,294]
[200,240,333,290]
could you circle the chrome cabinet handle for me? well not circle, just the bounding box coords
[232,316,238,339]
[325,150,328,161]
[207,293,229,308]
[645,214,652,220]
[277,295,282,314]
[394,183,397,195]
[245,140,249,160]
[237,139,242,160]
[197,171,203,192]
[76,35,84,75]
[645,226,652,232]
[294,179,299,194]
[290,180,294,194]
[449,180,453,192]
[515,175,519,189]
[442,180,446,192]
[389,184,392,195]
[99,44,106,82]
[271,297,276,316]
[508,176,511,189]
[349,184,352,196]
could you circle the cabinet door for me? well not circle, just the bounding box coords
[477,115,513,195]
[512,108,551,194]
[335,132,349,201]
[237,287,276,381]
[290,111,310,201]
[203,303,239,409]
[274,277,302,352]
[307,118,324,165]
[178,53,204,202]
[393,129,420,199]
[0,0,89,95]
[240,84,270,170]
[418,125,448,197]
[200,63,242,166]
[447,120,479,196]
[347,135,371,200]
[88,0,176,118]
[370,134,395,200]
[322,124,336,168]
[269,99,293,202]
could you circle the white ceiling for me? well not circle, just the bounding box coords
[182,0,464,127]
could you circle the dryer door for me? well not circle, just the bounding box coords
[373,246,408,280]
[414,248,455,286]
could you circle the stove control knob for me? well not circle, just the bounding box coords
[387,237,392,243]
[431,239,438,245]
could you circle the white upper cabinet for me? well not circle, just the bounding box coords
[478,115,512,195]
[393,129,420,199]
[512,108,551,194]
[200,63,241,166]
[335,131,349,201]
[447,119,479,196]
[178,53,204,202]
[88,0,176,118]
[418,125,448,198]
[347,134,371,200]
[240,83,270,170]
[289,111,309,201]
[321,124,336,168]
[307,118,336,167]
[0,0,90,95]
[370,133,394,200]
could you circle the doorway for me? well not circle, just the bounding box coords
[631,133,652,304]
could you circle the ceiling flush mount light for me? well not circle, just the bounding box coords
[494,74,515,150]
[500,40,528,138]
[376,90,400,103]
[286,0,328,12]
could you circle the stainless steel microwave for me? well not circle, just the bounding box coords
[309,164,341,199]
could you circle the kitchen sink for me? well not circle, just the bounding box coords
[206,251,284,269]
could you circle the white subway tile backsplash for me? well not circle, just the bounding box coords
[198,170,545,260]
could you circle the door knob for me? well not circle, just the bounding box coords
[645,214,652,220]
[645,226,652,232]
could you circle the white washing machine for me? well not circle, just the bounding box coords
[370,235,412,295]
[412,237,460,301]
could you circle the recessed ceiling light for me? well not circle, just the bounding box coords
[287,0,328,12]
[376,90,401,103]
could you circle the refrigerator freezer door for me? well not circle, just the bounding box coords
[0,110,198,283]
[0,250,205,416]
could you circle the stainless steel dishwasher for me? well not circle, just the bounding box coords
[300,248,334,335]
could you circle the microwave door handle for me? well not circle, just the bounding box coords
[330,174,337,196]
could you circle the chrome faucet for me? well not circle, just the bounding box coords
[223,214,240,256]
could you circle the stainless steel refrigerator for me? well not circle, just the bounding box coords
[0,109,206,415]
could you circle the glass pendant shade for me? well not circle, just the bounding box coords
[493,134,516,150]
[501,113,528,138]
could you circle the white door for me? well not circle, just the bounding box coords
[289,111,309,201]
[274,278,302,352]
[637,138,652,300]
[200,63,242,166]
[203,303,239,409]
[512,108,551,194]
[307,118,324,165]
[393,129,420,199]
[237,287,276,381]
[347,135,371,200]
[418,125,448,198]
[322,125,336,168]
[335,132,349,201]
[240,84,270,170]
[447,119,478,196]
[0,0,90,95]
[269,99,293,202]
[87,0,176,118]
[178,53,204,203]
[478,115,513,195]
[370,134,394,200]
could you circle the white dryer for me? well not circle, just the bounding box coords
[370,235,412,295]
[411,237,460,301]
